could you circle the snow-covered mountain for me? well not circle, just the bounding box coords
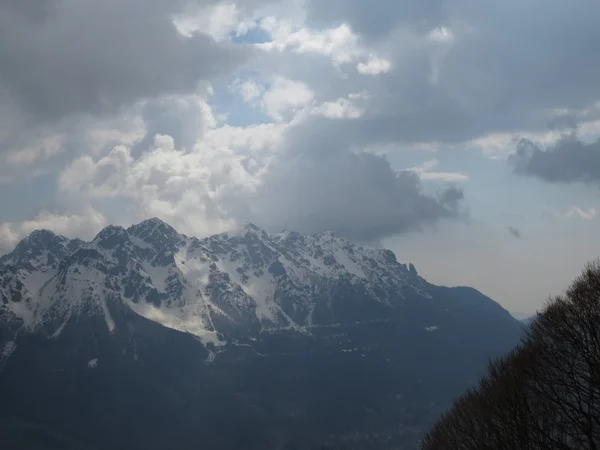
[0,219,523,449]
[0,218,478,356]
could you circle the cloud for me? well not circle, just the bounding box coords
[57,130,273,237]
[256,21,363,65]
[0,85,220,187]
[6,0,600,252]
[261,77,315,122]
[56,109,466,243]
[407,159,468,182]
[0,0,248,127]
[543,206,598,221]
[0,208,107,253]
[243,118,466,242]
[134,90,219,151]
[0,0,255,188]
[356,56,392,75]
[263,0,600,151]
[566,207,597,221]
[511,135,600,185]
[304,0,443,40]
[309,92,368,119]
[508,226,521,239]
[3,135,64,165]
[232,76,316,122]
[232,79,265,103]
[174,2,246,42]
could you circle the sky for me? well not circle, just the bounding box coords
[1,0,600,314]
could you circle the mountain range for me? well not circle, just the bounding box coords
[0,219,523,449]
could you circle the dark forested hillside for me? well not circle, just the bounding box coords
[422,260,600,450]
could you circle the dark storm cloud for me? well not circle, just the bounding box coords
[0,0,249,125]
[438,185,464,209]
[246,118,465,242]
[510,135,600,185]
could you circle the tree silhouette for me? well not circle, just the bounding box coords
[422,260,600,450]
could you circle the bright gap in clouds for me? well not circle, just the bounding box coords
[1,0,600,312]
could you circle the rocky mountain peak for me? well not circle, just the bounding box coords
[224,222,269,240]
[13,229,66,253]
[93,225,128,244]
[128,217,181,242]
[1,229,80,272]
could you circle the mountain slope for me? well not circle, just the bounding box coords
[0,219,523,449]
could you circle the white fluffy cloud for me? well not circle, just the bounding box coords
[233,79,265,103]
[58,128,271,237]
[174,2,245,42]
[356,56,391,75]
[256,21,362,64]
[260,77,315,122]
[0,208,107,253]
[309,92,368,119]
[253,17,393,78]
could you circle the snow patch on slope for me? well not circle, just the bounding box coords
[217,257,280,324]
[3,268,59,328]
[141,262,171,293]
[127,300,224,346]
[119,244,228,346]
[333,247,365,278]
[99,294,116,333]
[1,341,16,362]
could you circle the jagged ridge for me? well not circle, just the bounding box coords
[0,218,508,352]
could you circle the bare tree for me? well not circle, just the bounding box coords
[422,260,600,450]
